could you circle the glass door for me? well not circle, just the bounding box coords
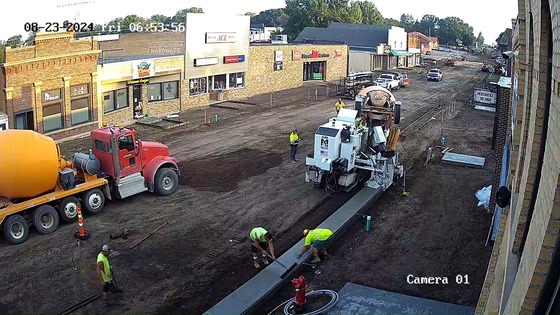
[132,85,142,118]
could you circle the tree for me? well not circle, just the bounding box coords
[356,1,384,25]
[244,12,256,17]
[6,35,22,48]
[0,41,5,63]
[384,18,400,27]
[250,8,290,27]
[476,32,485,47]
[171,7,204,24]
[419,14,439,37]
[150,14,170,24]
[495,30,508,51]
[24,32,36,46]
[399,14,415,31]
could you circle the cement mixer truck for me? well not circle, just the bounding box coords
[0,124,180,245]
[305,86,404,195]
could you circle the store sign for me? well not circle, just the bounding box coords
[292,50,302,61]
[335,50,342,57]
[43,89,61,102]
[274,61,283,71]
[132,61,155,79]
[384,45,392,54]
[473,88,497,104]
[194,57,219,67]
[71,84,88,97]
[127,78,150,85]
[223,55,245,64]
[205,32,236,43]
[274,50,283,62]
[302,50,330,59]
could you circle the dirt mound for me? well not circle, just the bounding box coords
[178,148,282,192]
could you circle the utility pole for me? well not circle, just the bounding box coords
[56,1,96,23]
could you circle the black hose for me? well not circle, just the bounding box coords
[324,173,340,197]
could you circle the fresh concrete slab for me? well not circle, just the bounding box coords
[328,282,474,315]
[203,186,383,315]
[474,105,496,112]
[442,152,486,168]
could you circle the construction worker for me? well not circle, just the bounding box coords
[335,98,345,114]
[250,227,276,268]
[97,245,121,305]
[289,129,300,163]
[297,228,333,263]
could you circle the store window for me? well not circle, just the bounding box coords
[213,74,226,90]
[70,84,90,126]
[303,62,326,81]
[103,88,129,113]
[148,83,162,102]
[163,81,178,100]
[190,77,208,96]
[147,81,179,102]
[229,72,245,89]
[42,89,63,132]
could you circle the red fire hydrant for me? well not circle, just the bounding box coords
[292,276,307,314]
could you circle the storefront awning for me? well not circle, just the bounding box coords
[391,50,412,57]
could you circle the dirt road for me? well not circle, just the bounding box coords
[0,62,488,315]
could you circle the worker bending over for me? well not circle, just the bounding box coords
[250,227,276,268]
[289,129,300,163]
[297,228,333,263]
[335,98,345,114]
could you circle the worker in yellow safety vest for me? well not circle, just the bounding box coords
[97,245,122,305]
[335,98,345,114]
[297,228,333,263]
[289,129,300,163]
[250,227,276,269]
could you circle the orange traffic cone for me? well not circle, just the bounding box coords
[74,204,90,240]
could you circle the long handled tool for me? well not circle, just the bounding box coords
[111,267,124,293]
[265,253,289,269]
[264,253,297,278]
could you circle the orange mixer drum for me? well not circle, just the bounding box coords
[0,130,60,199]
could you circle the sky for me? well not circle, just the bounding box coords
[0,0,517,45]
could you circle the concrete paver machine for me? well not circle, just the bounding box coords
[305,86,404,195]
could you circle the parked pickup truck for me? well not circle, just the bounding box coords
[376,73,400,90]
[427,68,444,82]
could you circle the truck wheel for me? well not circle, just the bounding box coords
[3,215,29,245]
[32,205,59,235]
[154,168,179,196]
[349,89,356,99]
[58,197,80,223]
[83,188,106,214]
[394,103,401,124]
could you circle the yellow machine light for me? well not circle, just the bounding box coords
[118,124,125,129]
[102,121,108,127]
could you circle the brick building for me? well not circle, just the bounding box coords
[408,32,433,54]
[0,14,348,140]
[0,32,101,139]
[475,0,560,314]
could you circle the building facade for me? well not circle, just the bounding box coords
[475,0,560,314]
[0,15,348,140]
[295,23,411,72]
[0,32,101,140]
[98,55,183,126]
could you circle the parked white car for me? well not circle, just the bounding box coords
[376,74,400,90]
[427,68,444,82]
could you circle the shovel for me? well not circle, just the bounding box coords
[111,267,124,293]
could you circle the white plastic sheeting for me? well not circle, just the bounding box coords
[476,185,492,209]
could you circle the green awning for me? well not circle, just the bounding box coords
[391,50,411,57]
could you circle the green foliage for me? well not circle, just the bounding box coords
[282,0,385,39]
[495,30,508,51]
[250,8,289,27]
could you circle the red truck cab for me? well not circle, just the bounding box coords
[91,124,180,199]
